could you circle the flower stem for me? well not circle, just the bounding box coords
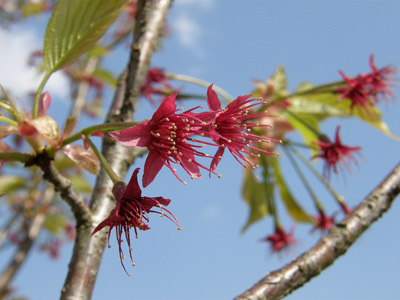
[0,116,18,127]
[83,135,120,184]
[0,152,32,163]
[288,144,345,206]
[282,145,323,211]
[33,72,51,119]
[166,72,234,102]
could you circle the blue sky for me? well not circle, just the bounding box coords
[1,1,400,299]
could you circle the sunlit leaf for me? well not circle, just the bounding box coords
[272,157,314,223]
[43,0,130,73]
[31,115,62,148]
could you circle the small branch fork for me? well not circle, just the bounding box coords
[234,161,400,300]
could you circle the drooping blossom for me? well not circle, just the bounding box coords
[335,54,396,113]
[311,208,335,232]
[110,93,218,187]
[205,85,280,177]
[261,225,296,252]
[140,68,180,104]
[91,168,181,274]
[313,126,361,179]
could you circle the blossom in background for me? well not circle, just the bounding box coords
[313,126,361,179]
[261,225,296,252]
[140,68,180,104]
[91,168,180,274]
[335,54,396,113]
[110,93,218,187]
[205,85,279,177]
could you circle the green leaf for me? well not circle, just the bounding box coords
[43,0,129,73]
[44,214,67,235]
[271,157,314,223]
[289,82,399,139]
[0,175,25,195]
[241,169,271,232]
[272,66,288,94]
[93,68,117,88]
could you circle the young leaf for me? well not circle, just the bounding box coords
[43,0,130,73]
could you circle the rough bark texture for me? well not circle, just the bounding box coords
[59,1,172,299]
[234,161,400,300]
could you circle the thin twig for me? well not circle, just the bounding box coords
[0,187,54,297]
[234,161,400,300]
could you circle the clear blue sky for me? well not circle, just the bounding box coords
[1,1,400,299]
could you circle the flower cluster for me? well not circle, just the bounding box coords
[110,85,279,187]
[335,54,396,113]
[91,168,181,275]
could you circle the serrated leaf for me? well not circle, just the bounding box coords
[0,175,25,195]
[43,0,129,73]
[67,174,92,194]
[272,157,313,223]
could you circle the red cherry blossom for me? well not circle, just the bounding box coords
[261,225,295,252]
[205,85,279,177]
[110,93,216,187]
[91,168,180,274]
[311,209,335,232]
[313,126,361,179]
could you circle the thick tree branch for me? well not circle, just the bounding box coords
[234,161,400,300]
[34,153,92,225]
[59,1,171,299]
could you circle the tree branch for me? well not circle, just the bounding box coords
[234,161,400,300]
[59,1,171,299]
[34,152,92,225]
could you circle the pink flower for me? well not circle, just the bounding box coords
[91,168,180,274]
[335,55,396,112]
[205,85,279,177]
[110,93,215,187]
[261,225,295,252]
[313,126,361,178]
[311,209,335,232]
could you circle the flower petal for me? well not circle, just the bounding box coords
[207,84,221,112]
[152,93,177,121]
[109,122,151,147]
[142,149,165,187]
[123,168,142,199]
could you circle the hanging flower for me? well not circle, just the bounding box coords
[110,93,217,187]
[261,225,296,252]
[91,168,181,275]
[313,126,361,179]
[335,54,396,113]
[205,85,279,177]
[311,208,335,232]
